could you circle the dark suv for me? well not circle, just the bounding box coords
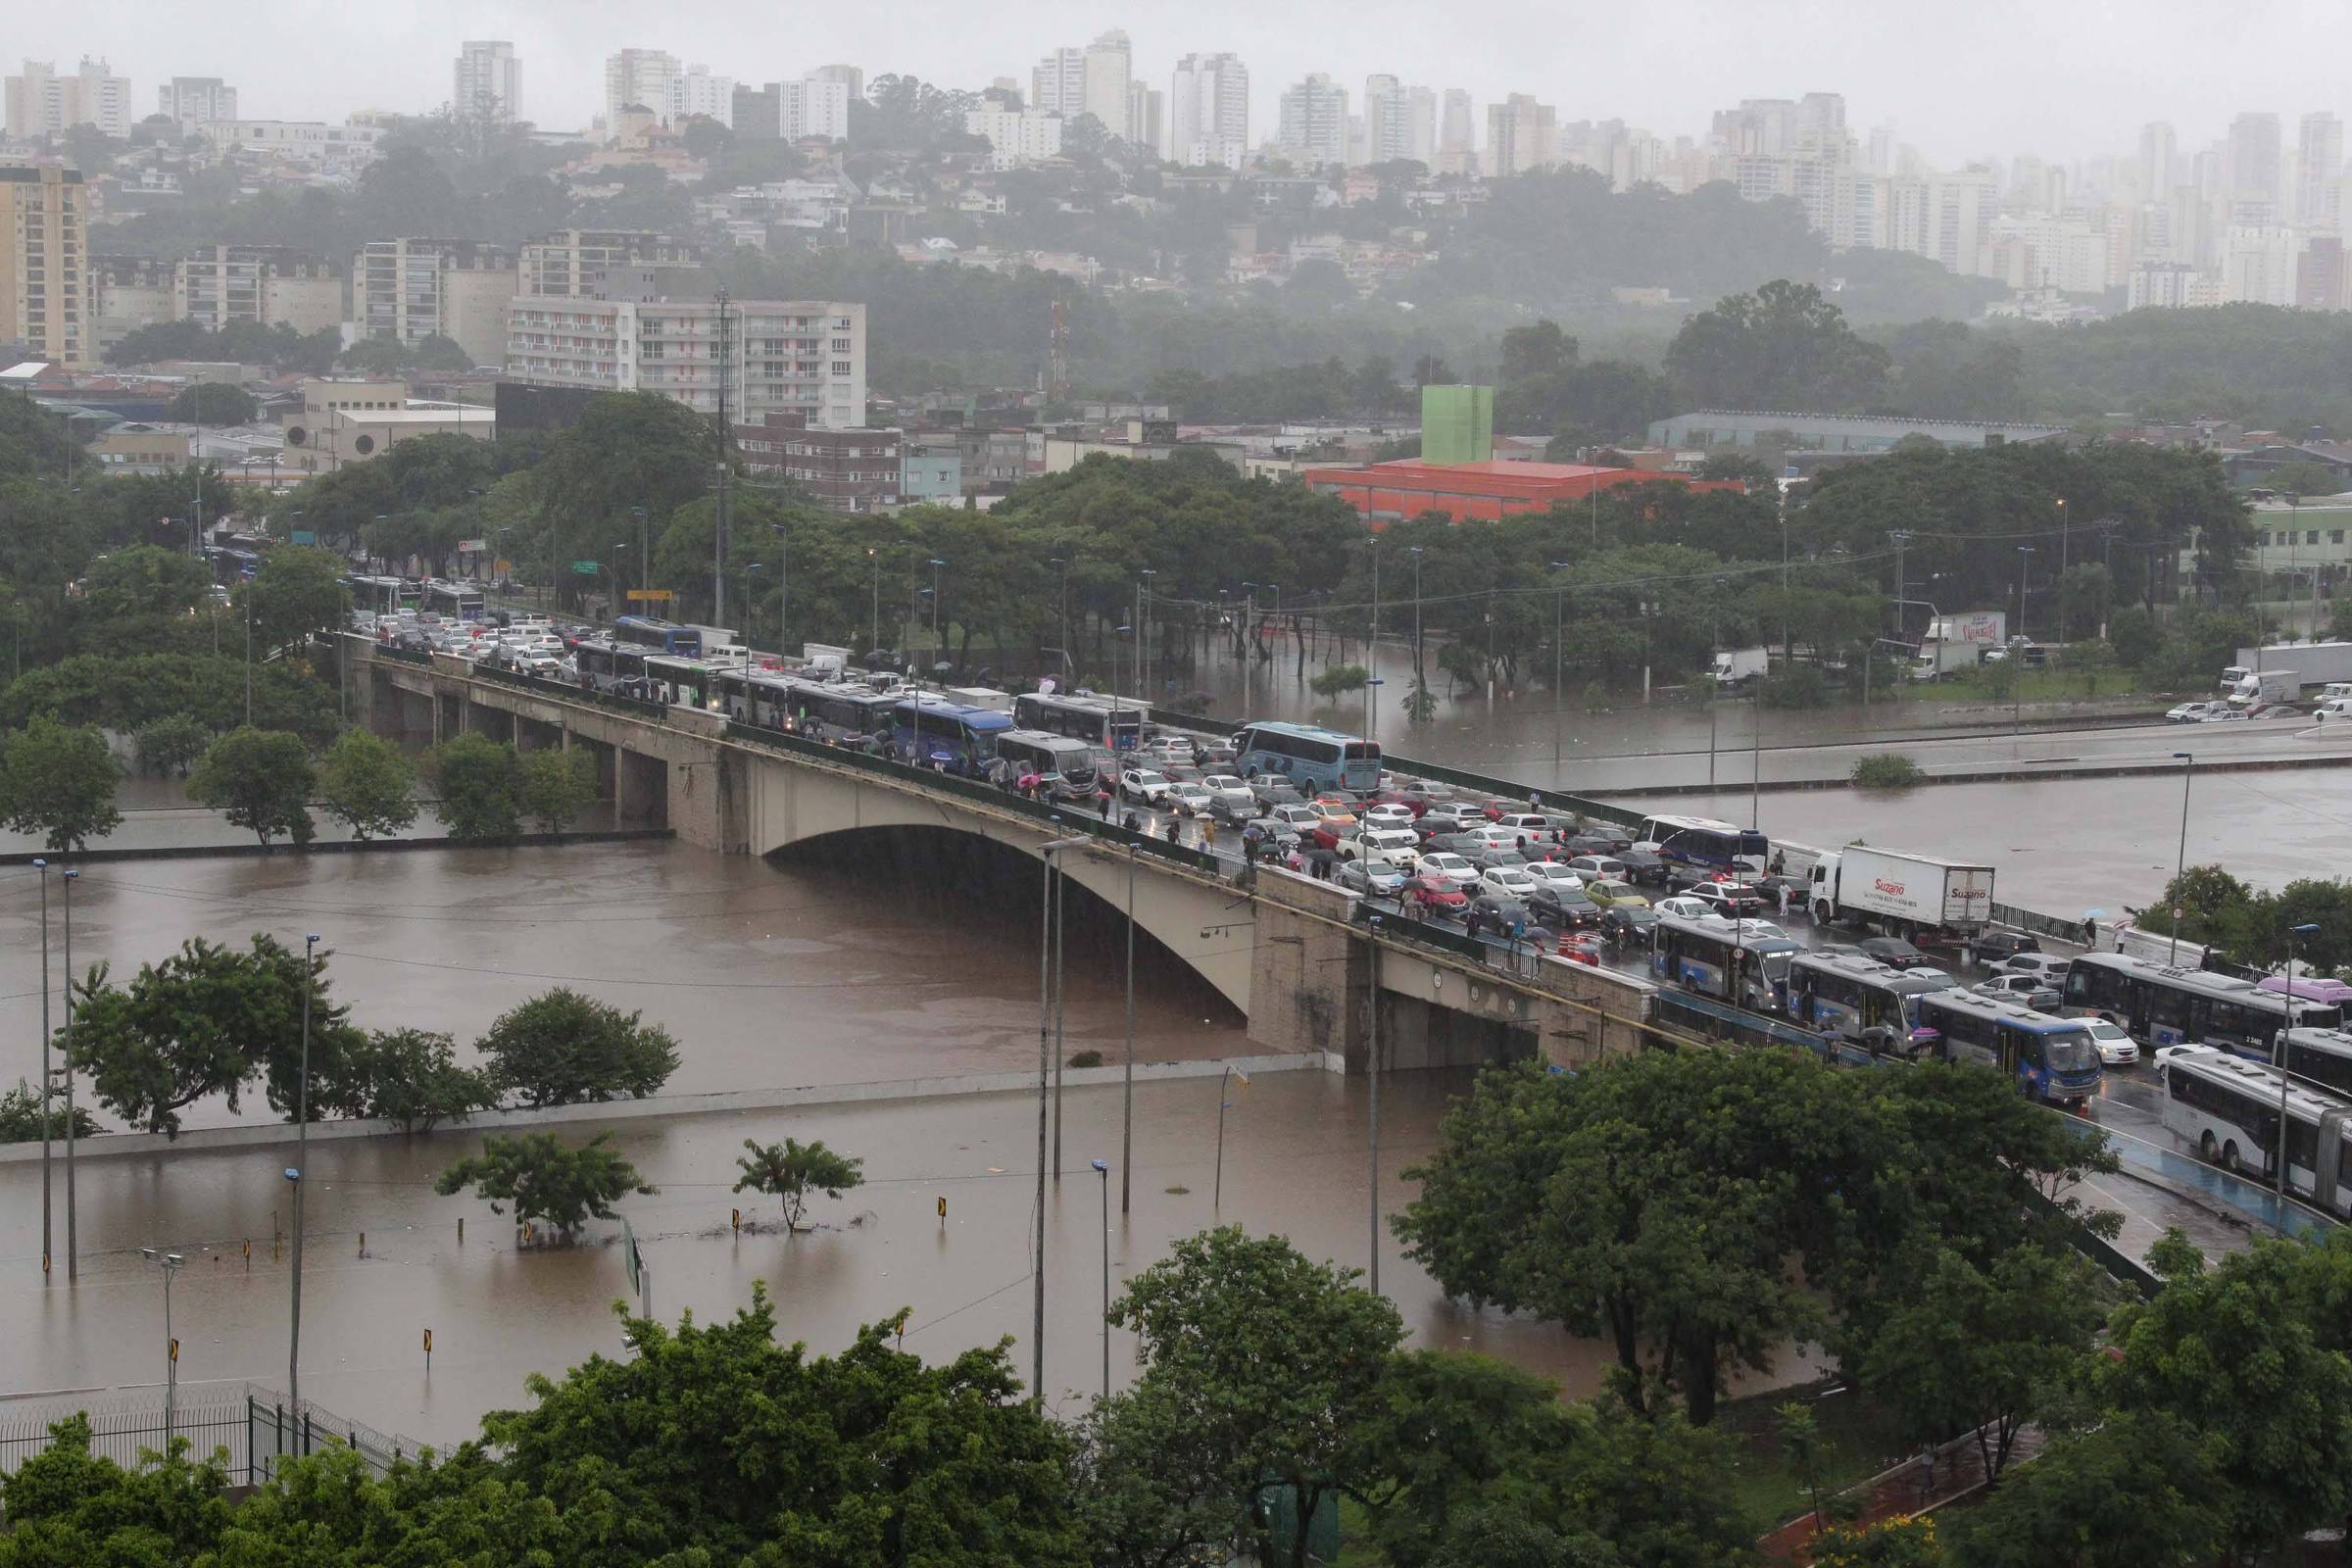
[1966,929,2042,968]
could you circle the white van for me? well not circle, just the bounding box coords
[2318,696,2352,721]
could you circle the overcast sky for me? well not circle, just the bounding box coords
[22,0,2352,167]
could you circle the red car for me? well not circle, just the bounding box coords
[1404,873,1468,911]
[1555,932,1604,966]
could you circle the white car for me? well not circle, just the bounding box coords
[2166,700,2218,723]
[1481,864,1541,900]
[1117,768,1175,807]
[1268,803,1320,830]
[1345,827,1423,869]
[1525,861,1586,893]
[2201,706,2250,723]
[1994,953,2073,985]
[2316,697,2352,721]
[1164,782,1215,816]
[1977,973,2058,1003]
[1733,918,1789,942]
[1200,774,1256,810]
[1654,895,1726,921]
[2085,1018,2139,1066]
[1360,802,1417,827]
[1418,852,1482,891]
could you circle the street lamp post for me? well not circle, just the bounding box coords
[2171,752,2193,963]
[244,576,254,727]
[1409,547,1425,688]
[744,564,766,659]
[2278,922,2322,1196]
[1139,568,1157,699]
[61,866,77,1282]
[1034,835,1087,1402]
[1366,913,1383,1295]
[289,932,319,1414]
[630,507,649,594]
[33,858,51,1274]
[1547,561,1571,780]
[1362,676,1384,742]
[1121,844,1136,1214]
[141,1250,185,1445]
[2055,498,2070,648]
[2013,547,2035,743]
[1090,1158,1110,1400]
[867,547,880,656]
[1050,556,1069,670]
[928,558,947,668]
[1367,546,1381,736]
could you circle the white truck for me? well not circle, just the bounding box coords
[1712,647,1770,689]
[1807,846,1996,940]
[2221,668,2298,708]
[2225,642,2352,695]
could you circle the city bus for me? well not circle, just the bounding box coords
[893,698,1013,770]
[2158,1044,2352,1211]
[2060,951,2340,1057]
[346,574,418,617]
[1785,952,1948,1052]
[790,683,902,744]
[1635,813,1770,875]
[1231,720,1381,794]
[425,580,485,621]
[574,639,655,693]
[1014,691,1146,752]
[994,729,1106,801]
[1651,913,1798,1011]
[1914,991,2104,1106]
[612,615,704,656]
[2280,1027,2352,1099]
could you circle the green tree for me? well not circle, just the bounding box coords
[732,1136,864,1229]
[133,713,211,777]
[315,728,416,841]
[333,1028,501,1133]
[187,725,316,848]
[1857,1245,2107,1485]
[517,744,596,832]
[1110,1227,1404,1568]
[1946,1410,2225,1568]
[1665,280,1891,412]
[236,544,348,659]
[1307,662,1369,698]
[1396,1054,1839,1423]
[0,1078,98,1144]
[474,987,680,1107]
[166,382,260,425]
[1850,752,1924,788]
[0,714,122,853]
[433,1131,655,1239]
[428,731,520,841]
[0,1413,234,1565]
[1811,1517,1943,1567]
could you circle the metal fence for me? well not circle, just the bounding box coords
[0,1385,437,1488]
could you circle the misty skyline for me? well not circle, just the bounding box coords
[20,0,2352,169]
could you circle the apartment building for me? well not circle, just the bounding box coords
[604,49,680,137]
[0,165,92,367]
[1169,52,1248,169]
[735,78,851,142]
[158,77,237,133]
[6,58,132,139]
[174,245,343,333]
[519,229,705,298]
[1034,31,1131,140]
[964,106,1065,170]
[352,239,516,366]
[672,64,734,127]
[1485,94,1559,176]
[736,414,902,511]
[454,41,519,122]
[505,294,866,429]
[90,253,173,352]
[1277,74,1349,168]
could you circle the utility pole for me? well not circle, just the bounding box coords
[2055,497,2069,648]
[1368,548,1381,736]
[712,289,731,629]
[33,859,51,1275]
[62,867,77,1282]
[289,932,318,1413]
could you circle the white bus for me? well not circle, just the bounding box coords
[1651,913,1798,1010]
[1014,691,1146,752]
[424,580,485,620]
[2281,1027,2352,1100]
[2060,951,2340,1057]
[2157,1044,2352,1214]
[1785,951,1948,1052]
[994,729,1106,801]
[1636,813,1769,875]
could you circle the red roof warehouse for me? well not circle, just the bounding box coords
[1300,459,1742,523]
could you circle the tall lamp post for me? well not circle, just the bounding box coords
[1139,568,1157,698]
[1547,560,1572,779]
[2012,547,2035,742]
[289,932,319,1414]
[2055,497,2070,648]
[2171,751,2193,963]
[33,858,52,1275]
[2278,922,2322,1196]
[1034,836,1087,1402]
[61,866,77,1281]
[743,564,766,659]
[1090,1158,1110,1400]
[1408,546,1425,688]
[140,1249,185,1445]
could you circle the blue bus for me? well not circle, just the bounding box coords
[1232,720,1380,793]
[1916,990,2103,1106]
[1635,812,1769,874]
[613,615,704,656]
[893,699,1013,770]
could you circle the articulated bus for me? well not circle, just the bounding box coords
[2159,1044,2352,1213]
[1785,952,1947,1051]
[1231,720,1380,794]
[573,640,648,692]
[1635,813,1770,874]
[1651,914,1798,1010]
[1915,991,2103,1106]
[346,574,418,616]
[1015,691,1146,751]
[612,616,704,656]
[894,699,1013,770]
[2061,951,2340,1057]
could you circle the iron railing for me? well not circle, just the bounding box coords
[0,1384,438,1488]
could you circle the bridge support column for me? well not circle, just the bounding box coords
[1246,872,1368,1062]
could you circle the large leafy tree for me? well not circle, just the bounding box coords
[235,544,348,659]
[517,745,596,832]
[329,1027,500,1133]
[1108,1227,1404,1568]
[1396,1053,1849,1423]
[316,728,416,841]
[0,1414,234,1564]
[1947,1409,2226,1568]
[427,731,521,841]
[434,1131,654,1238]
[1665,279,1892,412]
[186,725,316,849]
[733,1137,864,1230]
[474,987,680,1106]
[0,713,122,853]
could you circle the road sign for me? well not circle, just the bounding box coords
[625,588,675,602]
[289,530,316,545]
[571,560,601,575]
[492,558,512,574]
[457,538,487,554]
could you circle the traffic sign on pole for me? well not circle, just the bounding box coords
[571,560,601,575]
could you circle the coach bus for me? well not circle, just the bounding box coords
[2159,1044,2352,1212]
[1915,990,2103,1106]
[893,698,1013,770]
[2061,951,2339,1057]
[1014,691,1146,752]
[1231,720,1380,794]
[612,615,704,657]
[1635,813,1770,875]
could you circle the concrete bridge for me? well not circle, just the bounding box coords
[350,637,1660,1073]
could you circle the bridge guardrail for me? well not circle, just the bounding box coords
[474,663,670,720]
[1377,753,1644,830]
[718,719,1227,876]
[375,644,431,666]
[1354,905,1496,965]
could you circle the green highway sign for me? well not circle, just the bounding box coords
[289,530,316,545]
[571,560,601,575]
